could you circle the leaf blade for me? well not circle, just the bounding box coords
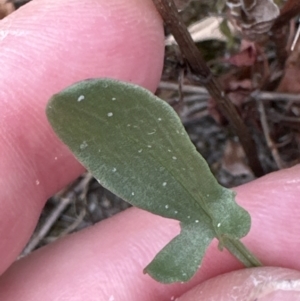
[145,222,215,283]
[46,78,252,282]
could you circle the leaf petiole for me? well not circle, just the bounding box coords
[220,236,262,267]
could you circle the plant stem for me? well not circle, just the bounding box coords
[221,237,262,267]
[271,0,300,68]
[272,0,300,32]
[152,0,264,177]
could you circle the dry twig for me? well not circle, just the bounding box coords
[153,0,264,176]
[257,100,286,169]
[159,81,300,103]
[21,174,93,256]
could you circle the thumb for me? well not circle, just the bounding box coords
[178,267,300,301]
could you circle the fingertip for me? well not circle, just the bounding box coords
[178,267,300,301]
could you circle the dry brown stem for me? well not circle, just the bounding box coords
[152,0,264,177]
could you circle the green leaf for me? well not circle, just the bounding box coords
[46,78,257,283]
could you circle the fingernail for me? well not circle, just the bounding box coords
[249,278,300,301]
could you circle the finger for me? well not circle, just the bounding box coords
[0,166,299,300]
[0,0,164,275]
[179,267,300,301]
[0,210,181,301]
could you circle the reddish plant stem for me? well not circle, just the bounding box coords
[272,0,300,32]
[152,0,264,177]
[271,0,300,68]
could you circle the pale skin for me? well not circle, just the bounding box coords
[0,0,300,300]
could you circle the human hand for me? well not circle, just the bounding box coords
[0,0,299,300]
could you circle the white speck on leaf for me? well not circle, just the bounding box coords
[138,149,143,153]
[80,141,88,150]
[163,182,167,186]
[147,129,156,135]
[112,97,116,101]
[174,211,178,214]
[172,156,177,160]
[187,216,190,219]
[107,112,113,117]
[158,118,162,121]
[127,124,131,127]
[168,149,171,152]
[165,205,169,209]
[195,220,199,223]
[147,145,152,148]
[131,192,135,196]
[77,95,85,102]
[112,168,117,172]
[217,223,221,227]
